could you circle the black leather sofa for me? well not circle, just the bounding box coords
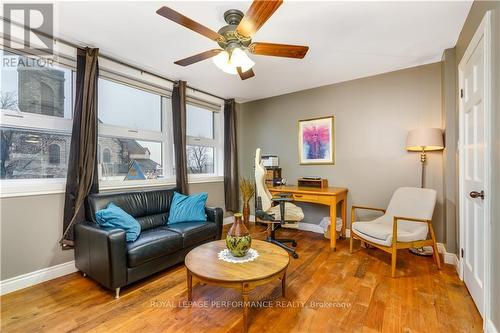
[74,187,223,298]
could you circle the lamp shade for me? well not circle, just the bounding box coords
[406,128,444,151]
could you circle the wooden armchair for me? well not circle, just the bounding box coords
[349,187,441,277]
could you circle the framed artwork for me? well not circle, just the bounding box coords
[298,116,335,165]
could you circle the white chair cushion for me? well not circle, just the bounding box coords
[351,218,428,246]
[267,202,304,222]
[351,187,436,246]
[386,187,437,221]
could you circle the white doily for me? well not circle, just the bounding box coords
[217,248,259,263]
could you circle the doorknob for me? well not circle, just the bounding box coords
[469,190,485,199]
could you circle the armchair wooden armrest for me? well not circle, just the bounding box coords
[351,205,386,213]
[351,205,386,224]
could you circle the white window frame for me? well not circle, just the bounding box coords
[97,75,176,190]
[186,102,224,183]
[0,54,75,198]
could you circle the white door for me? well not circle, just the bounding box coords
[458,14,491,318]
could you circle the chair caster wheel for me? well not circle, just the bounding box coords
[291,241,297,247]
[292,253,299,259]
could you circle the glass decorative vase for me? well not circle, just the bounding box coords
[226,213,252,257]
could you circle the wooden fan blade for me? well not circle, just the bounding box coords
[156,6,223,41]
[174,49,222,66]
[236,0,283,39]
[237,67,255,80]
[248,42,309,59]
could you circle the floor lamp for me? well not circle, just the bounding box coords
[406,128,444,256]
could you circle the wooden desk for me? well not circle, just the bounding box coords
[268,185,348,251]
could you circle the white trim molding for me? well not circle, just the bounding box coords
[458,11,493,325]
[486,319,499,333]
[437,243,460,273]
[0,261,77,296]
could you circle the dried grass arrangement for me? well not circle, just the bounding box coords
[240,178,255,204]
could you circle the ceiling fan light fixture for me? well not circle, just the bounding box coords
[230,48,255,72]
[212,48,254,75]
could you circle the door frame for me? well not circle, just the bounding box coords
[458,11,492,324]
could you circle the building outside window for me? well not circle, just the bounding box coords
[1,51,73,182]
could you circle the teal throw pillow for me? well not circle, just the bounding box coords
[168,192,208,224]
[95,203,141,242]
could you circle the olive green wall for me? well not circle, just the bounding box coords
[237,63,445,240]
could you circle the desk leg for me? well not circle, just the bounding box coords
[341,196,347,238]
[187,269,193,302]
[330,198,337,251]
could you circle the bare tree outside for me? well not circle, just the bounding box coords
[187,145,214,174]
[0,91,18,111]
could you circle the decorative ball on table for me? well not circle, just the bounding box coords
[225,213,252,257]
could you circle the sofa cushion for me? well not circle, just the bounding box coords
[86,188,177,231]
[166,222,216,248]
[127,227,183,267]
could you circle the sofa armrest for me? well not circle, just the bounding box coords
[74,222,127,290]
[205,207,223,240]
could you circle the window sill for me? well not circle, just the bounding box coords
[0,176,225,198]
[0,179,66,198]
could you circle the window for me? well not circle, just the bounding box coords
[1,48,223,195]
[102,148,111,163]
[187,104,214,139]
[98,77,172,185]
[1,51,74,184]
[1,128,70,179]
[98,79,161,132]
[41,82,55,116]
[186,103,222,176]
[48,144,61,165]
[98,78,223,186]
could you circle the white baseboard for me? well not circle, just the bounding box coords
[437,243,460,273]
[486,319,499,333]
[0,260,77,296]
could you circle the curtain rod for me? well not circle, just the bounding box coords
[1,17,226,102]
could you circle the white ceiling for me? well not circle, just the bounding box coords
[55,1,472,102]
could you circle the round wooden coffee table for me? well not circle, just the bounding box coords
[185,239,290,332]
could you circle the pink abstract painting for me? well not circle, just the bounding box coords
[298,117,334,164]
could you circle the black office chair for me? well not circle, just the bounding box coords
[256,194,299,258]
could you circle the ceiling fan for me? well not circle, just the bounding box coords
[156,0,309,80]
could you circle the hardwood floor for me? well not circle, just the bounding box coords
[1,224,482,333]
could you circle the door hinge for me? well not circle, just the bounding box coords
[461,248,464,258]
[460,89,464,98]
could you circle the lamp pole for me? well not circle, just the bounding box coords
[420,148,426,188]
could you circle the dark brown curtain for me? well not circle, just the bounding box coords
[224,99,239,212]
[172,80,188,194]
[61,47,99,248]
